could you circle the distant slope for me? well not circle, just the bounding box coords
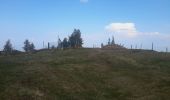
[0,48,170,100]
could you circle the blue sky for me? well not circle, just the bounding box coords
[0,0,170,51]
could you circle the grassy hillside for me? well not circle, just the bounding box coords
[0,48,170,100]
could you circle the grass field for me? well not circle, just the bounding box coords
[0,48,170,100]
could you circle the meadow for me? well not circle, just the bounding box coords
[0,48,170,100]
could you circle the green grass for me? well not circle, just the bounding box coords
[0,48,170,100]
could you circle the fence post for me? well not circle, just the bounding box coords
[152,42,154,51]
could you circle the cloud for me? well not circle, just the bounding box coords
[80,0,88,3]
[105,23,137,37]
[104,22,170,51]
[105,22,163,38]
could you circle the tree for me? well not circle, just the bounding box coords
[23,39,30,52]
[3,40,13,55]
[101,43,104,48]
[111,36,115,45]
[23,39,35,52]
[108,38,111,45]
[30,43,35,52]
[51,45,55,49]
[63,38,69,49]
[57,37,63,49]
[69,29,83,48]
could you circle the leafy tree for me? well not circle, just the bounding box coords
[3,40,13,55]
[69,29,83,48]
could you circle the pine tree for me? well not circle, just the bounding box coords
[108,38,111,45]
[111,36,115,45]
[23,39,30,52]
[30,43,35,52]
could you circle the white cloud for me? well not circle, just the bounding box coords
[104,22,170,51]
[105,22,163,38]
[80,0,88,3]
[105,23,137,37]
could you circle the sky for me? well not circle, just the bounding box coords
[0,0,170,51]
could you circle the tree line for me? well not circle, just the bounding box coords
[0,29,83,55]
[57,29,83,49]
[1,39,35,55]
